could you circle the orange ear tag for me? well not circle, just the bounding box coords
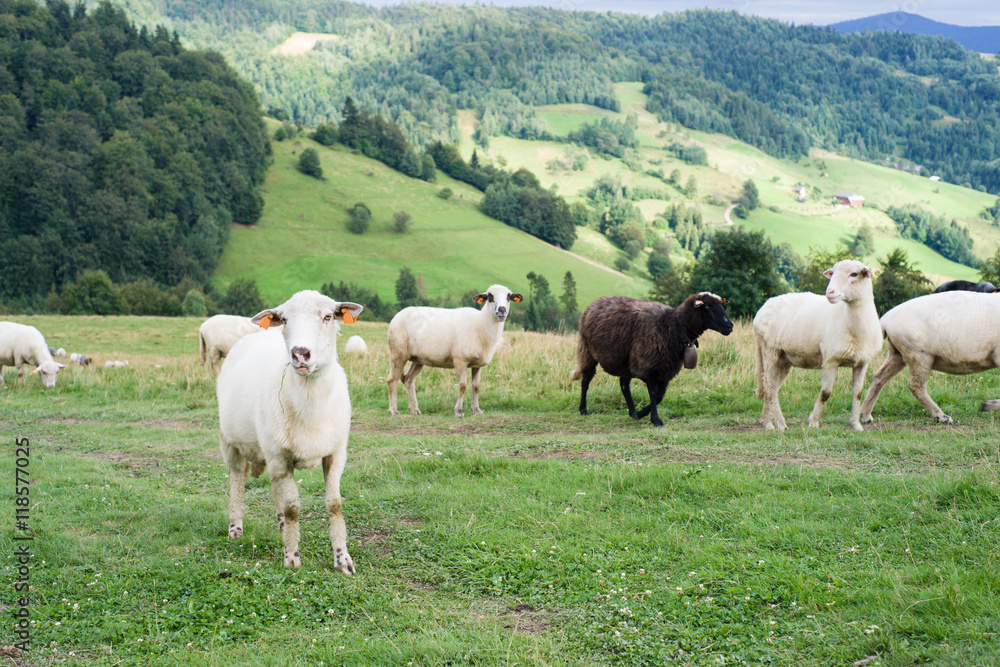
[341,309,356,324]
[258,314,273,330]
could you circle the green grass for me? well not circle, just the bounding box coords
[3,315,1000,666]
[213,133,650,307]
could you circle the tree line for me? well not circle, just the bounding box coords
[0,0,271,311]
[108,0,1000,195]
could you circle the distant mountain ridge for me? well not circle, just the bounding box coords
[829,12,1000,53]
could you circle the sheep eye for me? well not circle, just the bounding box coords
[850,272,858,277]
[323,314,333,322]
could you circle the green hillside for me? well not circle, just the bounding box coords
[214,128,649,306]
[218,81,998,306]
[469,83,995,285]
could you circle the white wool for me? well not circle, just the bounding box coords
[753,259,882,431]
[198,314,263,375]
[386,284,522,417]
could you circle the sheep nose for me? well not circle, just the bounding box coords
[291,346,311,365]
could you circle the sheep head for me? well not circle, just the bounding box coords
[251,290,363,376]
[823,260,873,305]
[474,285,523,323]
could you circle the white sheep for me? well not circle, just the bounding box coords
[387,284,523,417]
[753,259,882,431]
[217,290,363,573]
[70,352,91,366]
[198,314,262,375]
[104,360,130,368]
[344,335,368,355]
[860,290,1000,425]
[0,322,65,388]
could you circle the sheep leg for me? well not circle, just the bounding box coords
[638,380,668,427]
[269,469,302,567]
[387,357,404,415]
[220,438,248,539]
[619,377,638,418]
[859,347,906,424]
[468,366,484,415]
[322,453,355,575]
[403,362,424,415]
[578,364,597,416]
[0,365,6,387]
[848,362,868,432]
[905,359,953,424]
[808,361,839,428]
[760,354,791,430]
[453,361,470,417]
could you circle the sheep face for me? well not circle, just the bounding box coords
[823,260,872,304]
[474,285,523,323]
[693,293,734,336]
[33,360,64,388]
[251,291,363,377]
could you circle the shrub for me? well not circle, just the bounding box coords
[181,289,207,317]
[393,210,413,234]
[347,203,372,234]
[222,278,264,317]
[55,271,129,315]
[297,148,323,179]
[614,256,631,272]
[437,188,453,200]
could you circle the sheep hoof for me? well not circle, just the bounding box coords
[409,408,422,416]
[935,415,955,425]
[472,407,484,415]
[388,408,400,416]
[850,422,864,432]
[284,550,302,568]
[333,548,355,575]
[860,415,873,425]
[228,523,243,539]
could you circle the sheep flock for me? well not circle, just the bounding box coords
[5,271,1000,574]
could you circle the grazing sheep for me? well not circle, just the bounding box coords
[860,291,1000,425]
[933,280,998,294]
[0,322,65,388]
[104,360,130,368]
[199,314,262,375]
[387,284,523,417]
[69,353,91,366]
[218,290,363,573]
[570,292,734,427]
[754,259,882,432]
[344,335,368,355]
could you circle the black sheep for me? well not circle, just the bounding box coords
[933,280,999,293]
[570,292,734,426]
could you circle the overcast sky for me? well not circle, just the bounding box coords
[364,0,1000,27]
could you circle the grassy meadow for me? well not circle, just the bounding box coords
[2,314,1000,666]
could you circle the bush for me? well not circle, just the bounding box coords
[55,271,129,315]
[614,256,631,272]
[437,188,453,200]
[181,289,207,317]
[347,203,372,234]
[393,210,413,234]
[222,278,264,317]
[647,251,672,279]
[121,278,181,316]
[297,148,323,179]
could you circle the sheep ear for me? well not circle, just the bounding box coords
[693,299,704,308]
[823,269,834,279]
[338,302,363,324]
[252,310,283,330]
[474,293,488,305]
[860,267,872,279]
[720,297,728,305]
[510,293,523,303]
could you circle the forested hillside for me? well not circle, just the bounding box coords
[0,0,270,309]
[93,0,1000,194]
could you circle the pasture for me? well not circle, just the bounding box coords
[2,314,999,666]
